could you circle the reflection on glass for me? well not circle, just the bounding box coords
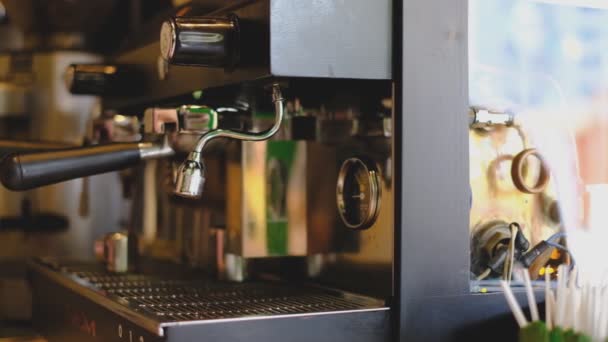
[470,0,608,284]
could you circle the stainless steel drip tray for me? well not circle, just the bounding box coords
[28,259,388,338]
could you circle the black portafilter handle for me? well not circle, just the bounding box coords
[0,140,74,161]
[0,143,144,191]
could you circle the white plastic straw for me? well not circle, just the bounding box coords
[572,285,581,332]
[592,286,600,340]
[548,290,556,330]
[504,264,608,339]
[545,268,552,329]
[593,286,603,341]
[522,269,539,321]
[555,265,568,327]
[581,284,589,335]
[554,267,562,327]
[600,286,608,339]
[563,287,573,330]
[500,280,528,328]
[568,268,577,330]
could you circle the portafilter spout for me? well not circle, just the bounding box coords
[173,83,285,199]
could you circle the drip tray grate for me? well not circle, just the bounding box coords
[59,265,384,323]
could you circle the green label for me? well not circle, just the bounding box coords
[265,141,296,255]
[179,105,218,130]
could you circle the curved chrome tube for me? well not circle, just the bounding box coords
[174,83,285,199]
[194,83,283,154]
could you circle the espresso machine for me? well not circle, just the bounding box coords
[0,0,539,341]
[0,1,396,341]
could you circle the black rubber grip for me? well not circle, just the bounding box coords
[0,143,142,191]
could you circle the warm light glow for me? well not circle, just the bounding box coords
[550,248,561,260]
[539,267,556,276]
[561,35,584,62]
[114,114,128,123]
[103,66,117,74]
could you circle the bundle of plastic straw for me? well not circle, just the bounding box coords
[501,265,598,341]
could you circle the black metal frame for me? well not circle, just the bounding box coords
[394,1,531,340]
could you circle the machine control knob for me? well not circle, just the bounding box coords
[160,15,239,67]
[65,64,143,96]
[94,231,132,273]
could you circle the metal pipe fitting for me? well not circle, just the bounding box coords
[469,107,515,129]
[174,83,285,199]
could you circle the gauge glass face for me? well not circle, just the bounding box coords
[337,158,381,229]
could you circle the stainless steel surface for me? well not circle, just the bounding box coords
[174,152,206,199]
[137,141,174,160]
[225,140,338,259]
[269,0,392,79]
[30,260,387,336]
[174,84,284,199]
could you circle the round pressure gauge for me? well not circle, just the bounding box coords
[337,157,382,230]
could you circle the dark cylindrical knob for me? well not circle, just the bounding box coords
[94,232,130,273]
[65,64,143,96]
[160,15,239,67]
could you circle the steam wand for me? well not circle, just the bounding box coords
[173,83,285,199]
